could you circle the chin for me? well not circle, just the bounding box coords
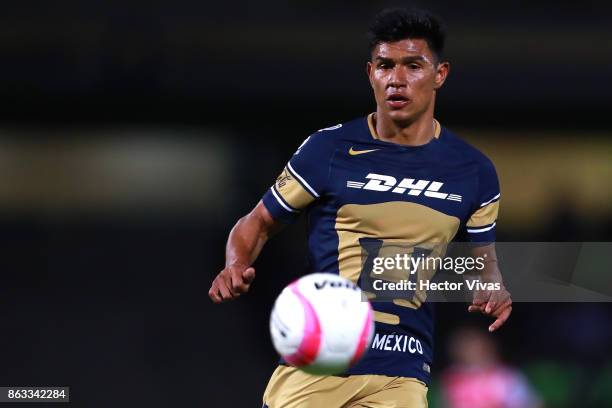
[387,109,416,125]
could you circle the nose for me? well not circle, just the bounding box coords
[387,65,407,89]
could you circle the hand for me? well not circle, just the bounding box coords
[209,264,256,303]
[468,285,512,332]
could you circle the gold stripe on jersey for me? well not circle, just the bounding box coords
[367,113,442,140]
[373,311,400,325]
[467,200,499,227]
[274,166,316,211]
[335,201,460,281]
[335,201,459,320]
[363,291,377,300]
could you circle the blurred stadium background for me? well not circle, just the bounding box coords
[0,1,610,406]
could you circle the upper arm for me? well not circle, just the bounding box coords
[251,200,284,238]
[261,132,333,223]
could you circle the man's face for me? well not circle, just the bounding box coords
[367,39,449,124]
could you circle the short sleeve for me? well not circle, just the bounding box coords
[466,159,500,243]
[262,131,333,223]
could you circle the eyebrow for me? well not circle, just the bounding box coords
[374,55,428,64]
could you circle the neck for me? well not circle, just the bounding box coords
[374,105,436,146]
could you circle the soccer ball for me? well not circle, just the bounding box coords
[269,273,374,375]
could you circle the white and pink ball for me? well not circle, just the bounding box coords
[269,273,374,375]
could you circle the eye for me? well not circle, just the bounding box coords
[409,63,421,70]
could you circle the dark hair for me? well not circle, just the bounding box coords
[367,8,446,61]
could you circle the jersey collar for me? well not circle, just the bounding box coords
[367,113,441,141]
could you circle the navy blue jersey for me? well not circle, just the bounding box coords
[262,114,500,384]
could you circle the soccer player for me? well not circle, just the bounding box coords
[209,8,512,408]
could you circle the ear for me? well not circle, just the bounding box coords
[434,61,450,90]
[366,61,374,88]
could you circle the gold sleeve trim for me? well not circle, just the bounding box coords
[467,200,500,227]
[274,166,315,211]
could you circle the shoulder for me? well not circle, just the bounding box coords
[296,116,368,153]
[313,116,367,140]
[442,128,500,204]
[441,127,496,170]
[316,115,367,134]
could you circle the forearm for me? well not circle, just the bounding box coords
[226,215,268,267]
[225,200,282,268]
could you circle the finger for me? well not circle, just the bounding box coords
[468,305,483,313]
[230,271,249,294]
[489,306,512,332]
[486,297,512,316]
[485,299,496,314]
[208,286,222,303]
[219,271,241,297]
[242,267,256,283]
[209,279,225,303]
[217,279,234,301]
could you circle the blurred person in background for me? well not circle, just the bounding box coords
[441,327,542,408]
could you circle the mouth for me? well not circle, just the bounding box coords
[385,93,410,109]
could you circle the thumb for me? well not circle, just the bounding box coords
[242,267,256,283]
